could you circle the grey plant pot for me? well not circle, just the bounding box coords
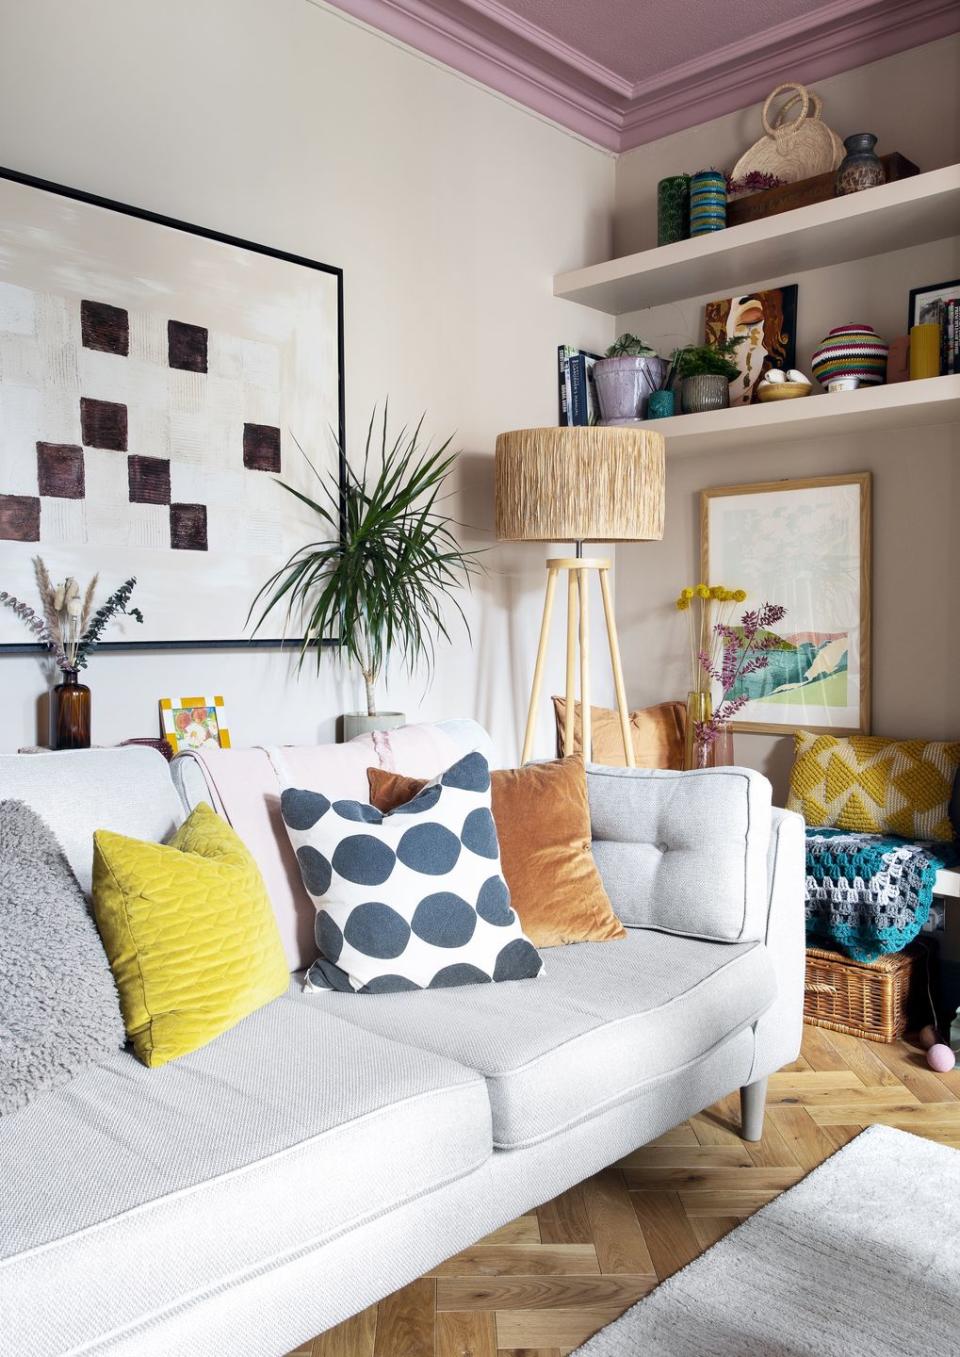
[593,355,669,422]
[341,711,405,743]
[680,373,730,414]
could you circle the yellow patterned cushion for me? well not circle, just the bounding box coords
[92,802,288,1067]
[787,732,960,842]
[885,740,960,842]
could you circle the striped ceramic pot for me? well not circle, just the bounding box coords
[811,324,888,388]
[689,169,726,236]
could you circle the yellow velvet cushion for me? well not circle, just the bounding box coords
[91,802,288,1067]
[786,732,960,842]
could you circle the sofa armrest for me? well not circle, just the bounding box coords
[587,765,773,943]
[748,807,806,1080]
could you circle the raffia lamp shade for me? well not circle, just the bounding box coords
[495,426,665,543]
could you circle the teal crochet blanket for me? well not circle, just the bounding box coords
[805,829,954,963]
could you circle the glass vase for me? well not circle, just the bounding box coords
[684,689,735,770]
[51,667,91,750]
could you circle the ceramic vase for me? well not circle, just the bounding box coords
[835,133,886,195]
[657,175,690,246]
[680,373,729,414]
[51,668,91,750]
[594,355,669,422]
[689,169,726,235]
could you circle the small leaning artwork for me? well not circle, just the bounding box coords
[160,695,231,754]
[701,473,871,734]
[704,285,798,404]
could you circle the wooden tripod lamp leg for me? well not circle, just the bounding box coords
[599,567,635,768]
[564,568,577,756]
[521,565,559,765]
[578,567,591,762]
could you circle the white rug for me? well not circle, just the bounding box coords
[574,1125,960,1356]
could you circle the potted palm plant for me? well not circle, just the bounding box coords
[250,407,479,741]
[671,337,744,414]
[593,333,669,423]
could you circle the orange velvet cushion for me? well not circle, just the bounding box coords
[552,697,686,769]
[368,756,624,948]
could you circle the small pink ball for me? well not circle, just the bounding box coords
[926,1043,956,1073]
[919,1024,939,1050]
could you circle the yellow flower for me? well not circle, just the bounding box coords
[681,587,694,600]
[675,597,690,611]
[695,584,711,599]
[710,585,725,600]
[733,588,747,602]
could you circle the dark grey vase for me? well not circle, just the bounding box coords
[835,133,886,195]
[680,374,730,414]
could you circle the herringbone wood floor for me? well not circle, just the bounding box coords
[288,1025,960,1357]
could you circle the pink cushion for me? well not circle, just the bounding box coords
[176,725,463,969]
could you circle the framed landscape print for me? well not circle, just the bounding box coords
[704,285,798,405]
[0,167,344,651]
[701,473,871,734]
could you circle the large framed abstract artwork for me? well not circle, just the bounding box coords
[701,474,871,735]
[0,167,344,651]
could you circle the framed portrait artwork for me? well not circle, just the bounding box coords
[704,285,798,405]
[0,167,344,652]
[701,473,871,735]
[908,278,960,329]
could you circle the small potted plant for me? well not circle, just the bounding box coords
[250,406,480,741]
[671,337,744,414]
[593,333,669,423]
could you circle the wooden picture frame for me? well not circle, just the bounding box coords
[0,166,345,654]
[701,473,871,735]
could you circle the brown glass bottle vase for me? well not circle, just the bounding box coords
[51,668,91,750]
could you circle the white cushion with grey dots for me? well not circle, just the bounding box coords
[278,750,543,993]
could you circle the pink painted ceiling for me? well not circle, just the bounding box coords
[325,0,960,150]
[488,0,844,87]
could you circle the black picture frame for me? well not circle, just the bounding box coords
[0,165,346,655]
[908,278,960,331]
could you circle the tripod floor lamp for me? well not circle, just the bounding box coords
[495,426,665,766]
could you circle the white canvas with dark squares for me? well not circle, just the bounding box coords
[0,172,341,645]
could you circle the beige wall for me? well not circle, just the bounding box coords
[0,0,616,758]
[611,36,960,804]
[614,35,960,257]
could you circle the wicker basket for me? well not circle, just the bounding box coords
[804,943,931,1042]
[732,83,844,185]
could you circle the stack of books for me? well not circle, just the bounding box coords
[557,345,601,425]
[939,296,960,375]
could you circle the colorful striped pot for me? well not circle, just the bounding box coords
[689,169,726,236]
[810,324,888,388]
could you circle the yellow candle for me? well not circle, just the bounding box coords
[909,322,941,380]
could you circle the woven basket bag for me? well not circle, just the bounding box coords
[732,83,844,185]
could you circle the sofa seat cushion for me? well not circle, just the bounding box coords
[0,991,490,1357]
[315,929,776,1150]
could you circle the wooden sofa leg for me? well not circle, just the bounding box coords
[740,1077,768,1142]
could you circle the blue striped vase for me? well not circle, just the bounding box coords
[689,169,726,236]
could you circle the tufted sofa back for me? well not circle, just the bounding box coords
[587,764,773,944]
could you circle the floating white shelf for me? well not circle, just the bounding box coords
[554,165,960,315]
[616,375,960,457]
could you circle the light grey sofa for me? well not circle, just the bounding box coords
[0,736,804,1357]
